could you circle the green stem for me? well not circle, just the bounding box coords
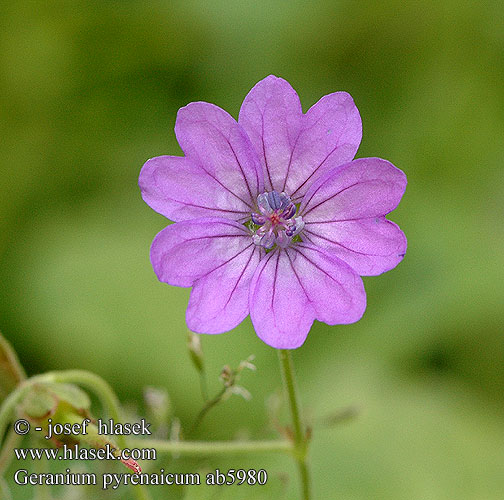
[33,442,52,500]
[130,481,152,500]
[0,333,27,383]
[199,371,209,402]
[278,349,311,500]
[129,437,291,455]
[190,386,227,434]
[0,381,32,447]
[0,429,21,475]
[0,477,13,500]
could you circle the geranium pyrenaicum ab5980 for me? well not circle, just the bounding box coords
[139,75,407,349]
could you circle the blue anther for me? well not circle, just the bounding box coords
[282,203,296,219]
[267,191,282,210]
[251,213,266,225]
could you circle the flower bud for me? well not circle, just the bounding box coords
[219,365,233,387]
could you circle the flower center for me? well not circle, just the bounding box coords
[250,191,304,249]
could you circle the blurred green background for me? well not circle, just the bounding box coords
[1,0,503,498]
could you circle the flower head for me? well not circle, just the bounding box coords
[139,76,406,349]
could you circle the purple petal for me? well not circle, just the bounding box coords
[151,218,262,334]
[139,156,252,222]
[249,244,366,349]
[301,158,406,219]
[287,92,362,201]
[239,76,361,199]
[238,75,303,192]
[175,102,263,208]
[187,244,262,334]
[300,157,407,275]
[150,218,253,286]
[303,218,407,276]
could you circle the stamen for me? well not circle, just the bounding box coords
[251,212,266,225]
[250,191,304,249]
[282,203,296,220]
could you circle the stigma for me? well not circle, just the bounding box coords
[250,191,304,249]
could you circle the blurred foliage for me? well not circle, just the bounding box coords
[1,0,503,498]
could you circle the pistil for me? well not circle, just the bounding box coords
[250,191,304,249]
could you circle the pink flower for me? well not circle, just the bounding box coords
[139,76,406,349]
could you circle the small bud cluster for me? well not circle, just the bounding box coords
[219,355,256,402]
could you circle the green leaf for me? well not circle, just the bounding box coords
[44,382,91,412]
[19,385,56,419]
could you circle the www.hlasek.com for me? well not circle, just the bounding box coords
[11,418,268,489]
[14,443,156,462]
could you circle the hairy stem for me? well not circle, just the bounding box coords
[199,371,209,402]
[129,437,291,455]
[0,477,13,500]
[278,349,311,500]
[0,382,32,449]
[190,386,227,434]
[33,448,52,500]
[0,430,21,475]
